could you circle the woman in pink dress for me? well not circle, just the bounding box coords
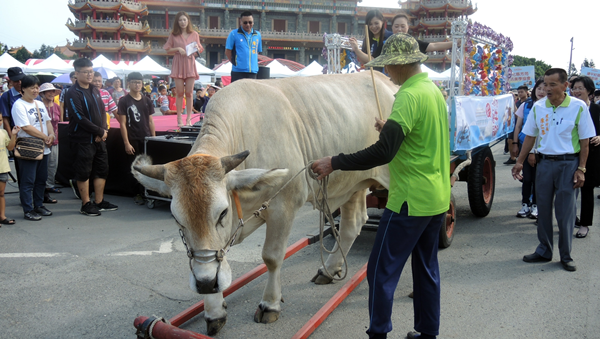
[163,11,204,126]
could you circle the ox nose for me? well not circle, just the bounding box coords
[195,275,219,294]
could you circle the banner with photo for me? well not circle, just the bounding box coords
[452,94,515,151]
[509,66,535,90]
[580,67,600,89]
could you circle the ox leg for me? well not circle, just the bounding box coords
[313,188,368,285]
[204,292,227,335]
[253,211,296,324]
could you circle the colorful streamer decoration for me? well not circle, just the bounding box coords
[463,22,514,96]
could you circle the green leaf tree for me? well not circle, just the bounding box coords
[0,43,8,55]
[568,63,578,76]
[582,58,596,69]
[14,48,31,63]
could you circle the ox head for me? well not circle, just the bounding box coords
[132,151,289,294]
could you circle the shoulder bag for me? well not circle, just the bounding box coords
[14,102,45,161]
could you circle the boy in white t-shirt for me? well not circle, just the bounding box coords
[0,122,19,225]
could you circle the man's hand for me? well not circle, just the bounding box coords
[512,162,524,181]
[510,142,519,158]
[590,136,600,146]
[311,156,333,180]
[573,169,585,188]
[527,154,536,167]
[125,143,135,155]
[374,117,386,133]
[45,134,55,146]
[102,130,108,141]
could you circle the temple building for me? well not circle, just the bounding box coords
[65,0,400,68]
[399,0,477,70]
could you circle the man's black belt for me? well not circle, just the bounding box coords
[539,153,579,161]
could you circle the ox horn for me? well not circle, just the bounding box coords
[221,150,250,174]
[134,164,166,181]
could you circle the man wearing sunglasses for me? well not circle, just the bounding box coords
[225,11,262,83]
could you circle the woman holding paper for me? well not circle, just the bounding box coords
[163,11,204,127]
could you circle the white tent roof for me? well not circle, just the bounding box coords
[0,53,27,73]
[214,62,231,77]
[195,60,215,75]
[26,54,72,73]
[127,56,170,75]
[421,64,446,81]
[295,61,323,77]
[267,60,295,78]
[439,65,460,81]
[92,54,121,71]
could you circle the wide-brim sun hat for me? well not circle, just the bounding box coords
[39,83,60,93]
[365,33,428,68]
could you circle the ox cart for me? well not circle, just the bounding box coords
[325,20,515,248]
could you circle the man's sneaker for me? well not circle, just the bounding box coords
[80,201,101,216]
[529,204,538,219]
[95,200,118,211]
[503,158,517,165]
[70,179,81,199]
[517,203,530,218]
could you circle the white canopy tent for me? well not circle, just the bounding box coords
[127,56,171,75]
[195,60,215,75]
[295,61,323,77]
[421,64,446,81]
[0,53,27,73]
[214,61,231,77]
[266,60,295,78]
[91,54,123,73]
[26,54,72,74]
[439,65,460,82]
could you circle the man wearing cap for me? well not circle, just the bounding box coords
[312,33,449,339]
[512,68,596,272]
[0,67,25,136]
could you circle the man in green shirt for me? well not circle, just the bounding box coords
[312,33,450,339]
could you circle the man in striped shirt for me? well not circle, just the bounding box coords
[92,72,117,128]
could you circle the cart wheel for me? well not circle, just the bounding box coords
[145,199,156,209]
[439,193,456,248]
[467,146,495,217]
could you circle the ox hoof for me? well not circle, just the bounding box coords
[206,316,227,336]
[253,304,280,324]
[310,268,340,285]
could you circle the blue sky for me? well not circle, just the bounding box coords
[0,0,596,72]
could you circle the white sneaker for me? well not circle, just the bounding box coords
[529,204,538,219]
[517,203,530,218]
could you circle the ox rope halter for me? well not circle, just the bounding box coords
[176,162,349,289]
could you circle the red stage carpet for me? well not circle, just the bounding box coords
[108,113,203,132]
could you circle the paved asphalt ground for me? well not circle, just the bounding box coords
[1,143,599,339]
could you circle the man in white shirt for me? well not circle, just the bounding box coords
[512,68,596,272]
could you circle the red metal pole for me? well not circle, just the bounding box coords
[291,262,368,339]
[169,237,310,327]
[134,316,213,339]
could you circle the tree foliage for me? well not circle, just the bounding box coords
[568,63,578,76]
[582,58,596,70]
[512,55,552,80]
[14,48,31,63]
[0,42,8,55]
[32,44,56,59]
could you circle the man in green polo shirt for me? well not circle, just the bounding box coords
[312,33,450,339]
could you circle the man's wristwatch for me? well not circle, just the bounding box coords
[577,167,586,173]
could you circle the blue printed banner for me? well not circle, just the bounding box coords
[509,66,535,90]
[452,94,515,151]
[580,67,600,89]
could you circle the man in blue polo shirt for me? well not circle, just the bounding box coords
[0,67,24,136]
[225,11,262,83]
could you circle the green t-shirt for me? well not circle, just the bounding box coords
[386,72,450,216]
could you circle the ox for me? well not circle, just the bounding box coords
[133,71,397,335]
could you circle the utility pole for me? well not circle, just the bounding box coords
[568,37,574,75]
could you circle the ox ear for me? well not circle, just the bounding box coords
[226,168,290,193]
[221,150,250,174]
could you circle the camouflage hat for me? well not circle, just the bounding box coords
[365,33,428,68]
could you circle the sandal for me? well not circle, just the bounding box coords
[44,195,58,204]
[0,218,16,225]
[46,187,62,194]
[576,227,589,238]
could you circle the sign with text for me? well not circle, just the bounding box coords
[580,67,600,89]
[452,94,515,151]
[509,66,535,90]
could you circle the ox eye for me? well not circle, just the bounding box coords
[217,209,228,227]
